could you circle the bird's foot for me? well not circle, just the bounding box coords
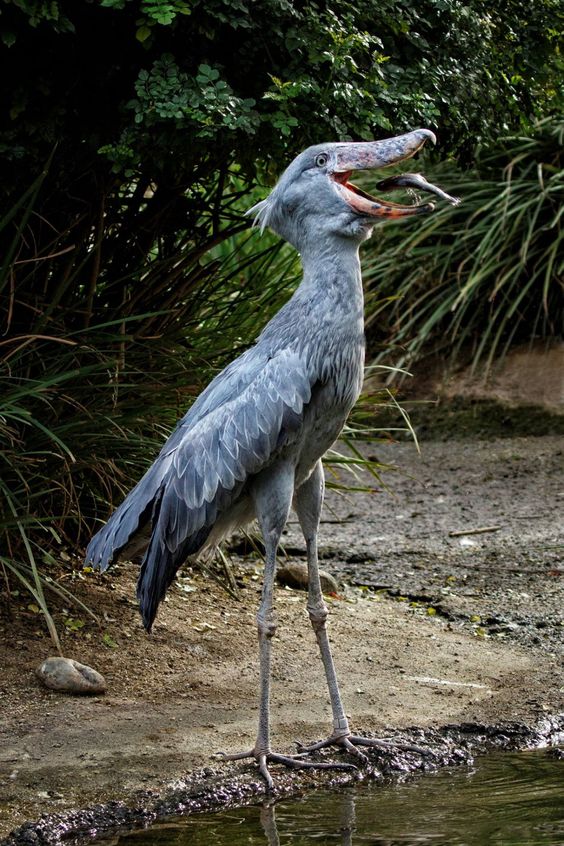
[218,747,356,790]
[296,731,430,764]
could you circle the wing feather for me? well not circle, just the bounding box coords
[86,347,313,630]
[85,350,268,571]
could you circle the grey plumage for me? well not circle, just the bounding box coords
[86,345,314,627]
[86,128,450,786]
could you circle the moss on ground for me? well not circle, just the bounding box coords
[376,399,564,441]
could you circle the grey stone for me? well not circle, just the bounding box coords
[36,657,106,695]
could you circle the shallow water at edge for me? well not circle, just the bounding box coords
[100,750,564,846]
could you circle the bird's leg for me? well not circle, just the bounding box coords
[295,461,429,762]
[295,462,352,745]
[253,492,283,782]
[220,461,355,788]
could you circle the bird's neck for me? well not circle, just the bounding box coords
[258,236,366,358]
[292,237,366,403]
[299,237,364,317]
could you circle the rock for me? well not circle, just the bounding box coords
[276,561,339,595]
[36,657,106,695]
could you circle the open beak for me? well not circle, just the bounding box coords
[331,129,437,218]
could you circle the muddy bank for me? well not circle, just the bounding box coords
[370,340,564,416]
[0,433,562,840]
[3,719,563,846]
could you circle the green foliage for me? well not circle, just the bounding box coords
[363,118,564,372]
[128,56,258,137]
[1,0,75,43]
[1,0,561,183]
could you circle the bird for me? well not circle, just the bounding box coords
[86,128,453,789]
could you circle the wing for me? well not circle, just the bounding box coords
[85,346,268,572]
[86,347,313,629]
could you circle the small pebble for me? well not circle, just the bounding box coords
[36,657,107,695]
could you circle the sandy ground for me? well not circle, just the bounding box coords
[0,433,562,838]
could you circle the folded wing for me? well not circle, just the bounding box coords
[85,347,312,629]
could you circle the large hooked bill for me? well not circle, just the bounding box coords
[331,130,461,218]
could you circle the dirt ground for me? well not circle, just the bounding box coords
[0,428,562,839]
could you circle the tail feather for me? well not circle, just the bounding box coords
[136,525,211,631]
[135,481,242,629]
[86,501,152,572]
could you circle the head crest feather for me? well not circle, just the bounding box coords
[246,196,274,234]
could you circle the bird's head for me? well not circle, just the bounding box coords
[248,129,439,250]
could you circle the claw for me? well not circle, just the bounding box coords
[349,735,433,757]
[341,737,369,763]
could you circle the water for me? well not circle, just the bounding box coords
[102,751,563,846]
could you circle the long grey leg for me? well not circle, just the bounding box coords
[252,460,295,784]
[295,460,429,762]
[294,461,351,741]
[222,461,295,786]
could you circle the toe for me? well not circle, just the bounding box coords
[258,755,275,791]
[341,737,369,763]
[217,748,255,761]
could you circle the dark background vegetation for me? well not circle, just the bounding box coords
[0,0,562,629]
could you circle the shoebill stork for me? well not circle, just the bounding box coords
[86,128,458,788]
